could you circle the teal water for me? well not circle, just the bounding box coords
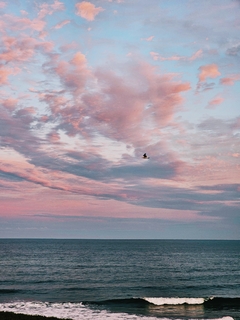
[0,239,239,319]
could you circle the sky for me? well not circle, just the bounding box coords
[0,0,240,239]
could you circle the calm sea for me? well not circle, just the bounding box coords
[0,239,239,320]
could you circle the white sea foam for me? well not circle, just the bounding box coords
[0,301,163,320]
[0,301,234,320]
[143,297,205,305]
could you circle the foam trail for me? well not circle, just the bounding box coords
[143,297,206,305]
[0,301,162,320]
[0,301,234,320]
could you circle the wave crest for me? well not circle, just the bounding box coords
[143,297,205,305]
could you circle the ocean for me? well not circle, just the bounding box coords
[0,239,239,320]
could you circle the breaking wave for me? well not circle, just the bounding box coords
[143,297,206,305]
[0,297,239,320]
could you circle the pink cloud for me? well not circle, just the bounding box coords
[42,57,190,149]
[220,77,234,86]
[37,41,54,52]
[189,50,203,61]
[232,153,240,158]
[150,50,203,62]
[150,52,159,61]
[0,66,20,84]
[38,0,65,19]
[198,63,221,82]
[53,19,71,29]
[0,1,6,9]
[232,117,240,130]
[220,74,240,85]
[0,36,54,67]
[60,42,78,53]
[3,14,46,32]
[187,155,240,187]
[28,19,46,32]
[0,37,35,63]
[0,67,12,84]
[0,108,38,166]
[1,98,18,111]
[150,52,181,61]
[75,1,104,21]
[70,52,87,67]
[40,115,49,123]
[0,20,4,33]
[66,61,189,146]
[142,36,154,42]
[207,96,224,109]
[38,93,69,116]
[0,162,63,192]
[0,154,135,203]
[16,107,36,116]
[48,131,61,143]
[20,10,28,15]
[53,52,91,95]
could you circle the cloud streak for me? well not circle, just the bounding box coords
[150,50,203,62]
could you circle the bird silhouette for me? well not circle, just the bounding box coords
[142,153,149,159]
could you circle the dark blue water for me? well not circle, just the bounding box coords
[0,239,239,319]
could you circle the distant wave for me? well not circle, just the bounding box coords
[91,296,240,308]
[143,297,205,305]
[0,289,21,294]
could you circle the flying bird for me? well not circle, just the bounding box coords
[142,153,149,159]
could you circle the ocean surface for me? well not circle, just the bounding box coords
[0,239,239,320]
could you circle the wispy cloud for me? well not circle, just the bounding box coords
[53,19,71,29]
[142,36,154,42]
[220,74,240,85]
[150,50,203,62]
[37,0,65,19]
[206,96,224,109]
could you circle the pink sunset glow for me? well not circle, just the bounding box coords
[0,0,239,239]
